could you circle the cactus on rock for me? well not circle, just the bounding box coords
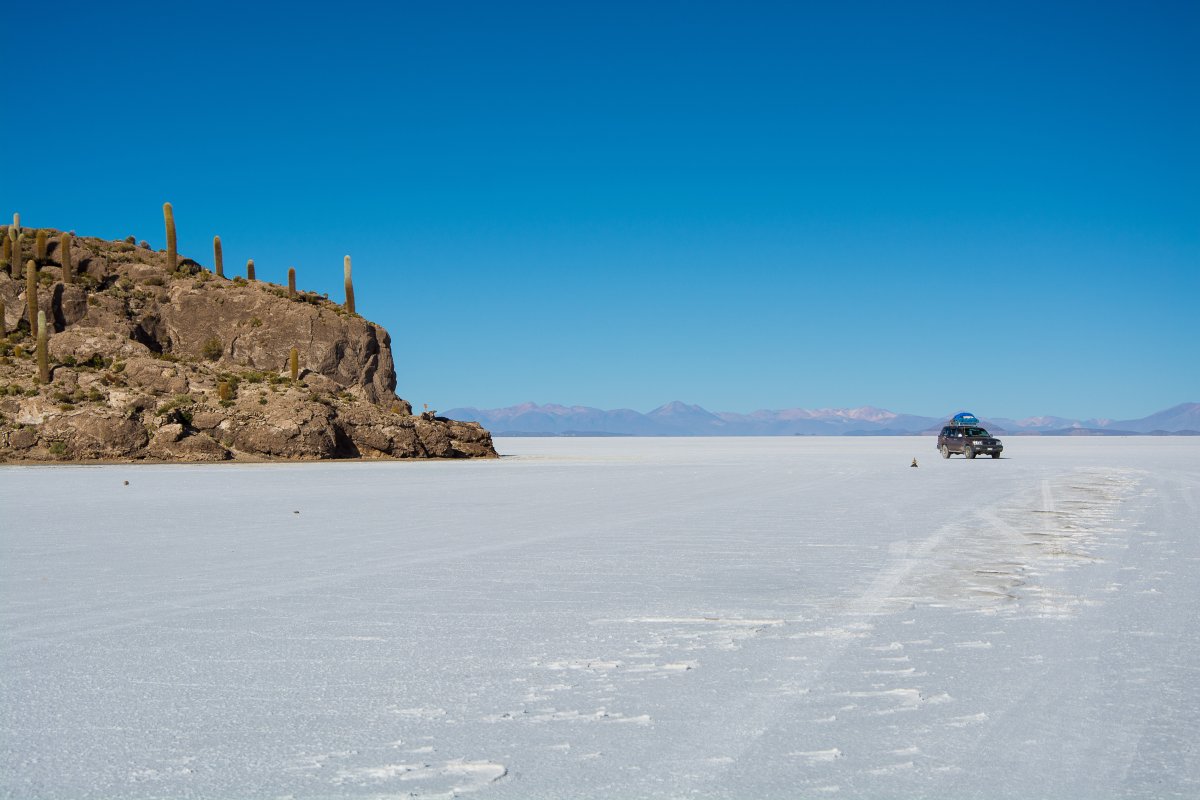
[9,230,21,280]
[343,255,355,313]
[288,267,296,297]
[35,229,47,262]
[163,202,177,272]
[246,259,256,281]
[213,236,224,277]
[60,232,73,283]
[36,310,50,384]
[1,232,10,274]
[0,299,5,336]
[25,259,38,335]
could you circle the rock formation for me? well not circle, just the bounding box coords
[0,225,496,461]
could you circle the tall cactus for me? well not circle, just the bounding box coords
[288,267,296,297]
[36,311,50,384]
[9,214,20,275]
[60,232,74,284]
[289,347,299,382]
[35,229,47,262]
[0,299,5,336]
[163,202,177,272]
[25,259,38,336]
[246,259,256,281]
[343,255,355,313]
[1,231,10,274]
[9,229,21,281]
[213,236,224,277]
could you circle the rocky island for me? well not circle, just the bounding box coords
[0,211,496,461]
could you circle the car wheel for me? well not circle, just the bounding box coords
[965,445,975,459]
[941,445,951,459]
[991,453,1000,459]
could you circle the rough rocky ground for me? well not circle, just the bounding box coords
[0,225,495,461]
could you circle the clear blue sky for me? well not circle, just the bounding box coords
[5,1,1197,420]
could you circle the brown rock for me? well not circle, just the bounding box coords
[48,330,151,363]
[0,227,497,462]
[414,418,454,457]
[40,411,150,458]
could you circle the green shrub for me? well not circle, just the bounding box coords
[201,337,223,361]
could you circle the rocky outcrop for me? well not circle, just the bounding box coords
[0,226,496,462]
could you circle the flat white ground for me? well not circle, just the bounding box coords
[2,437,1198,799]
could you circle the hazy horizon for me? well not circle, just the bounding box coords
[443,397,1197,423]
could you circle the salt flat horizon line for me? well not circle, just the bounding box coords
[444,398,1199,424]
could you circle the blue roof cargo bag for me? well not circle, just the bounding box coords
[952,412,980,426]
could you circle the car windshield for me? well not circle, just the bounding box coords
[962,427,989,437]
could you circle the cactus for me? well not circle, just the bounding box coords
[343,255,355,313]
[10,230,21,280]
[288,267,296,297]
[1,232,9,274]
[25,259,38,336]
[11,212,20,263]
[213,236,224,277]
[217,381,232,402]
[163,202,177,271]
[0,299,5,336]
[60,232,73,283]
[246,259,256,281]
[36,310,49,384]
[289,347,299,382]
[35,229,47,262]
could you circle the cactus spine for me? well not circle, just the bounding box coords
[163,202,177,272]
[35,229,47,262]
[343,255,355,313]
[25,259,38,335]
[213,236,224,277]
[288,267,296,297]
[289,347,299,381]
[60,232,73,283]
[36,311,49,384]
[246,259,256,281]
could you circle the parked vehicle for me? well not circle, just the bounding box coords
[937,412,1003,459]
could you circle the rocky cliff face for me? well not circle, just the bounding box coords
[0,227,496,461]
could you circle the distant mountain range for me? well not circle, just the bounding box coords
[443,401,1200,437]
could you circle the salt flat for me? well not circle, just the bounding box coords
[2,437,1198,799]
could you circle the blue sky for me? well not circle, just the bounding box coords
[5,1,1197,419]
